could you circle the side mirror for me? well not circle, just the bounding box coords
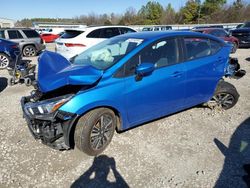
[135,63,154,80]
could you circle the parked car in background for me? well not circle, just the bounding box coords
[55,26,136,59]
[231,21,250,48]
[0,38,20,69]
[192,25,224,30]
[193,28,239,53]
[21,31,243,156]
[142,25,172,31]
[0,28,45,57]
[41,32,63,43]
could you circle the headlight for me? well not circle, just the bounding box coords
[25,94,73,116]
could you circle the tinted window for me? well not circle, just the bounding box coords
[119,28,135,34]
[8,30,23,39]
[210,40,222,54]
[22,30,39,38]
[0,30,5,39]
[210,30,227,37]
[100,28,120,38]
[184,37,222,60]
[61,30,84,39]
[123,38,179,77]
[86,29,101,38]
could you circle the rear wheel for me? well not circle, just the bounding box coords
[0,53,10,69]
[23,45,37,57]
[74,108,116,156]
[208,81,239,110]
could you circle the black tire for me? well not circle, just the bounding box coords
[74,108,116,156]
[23,45,37,57]
[0,53,10,69]
[209,81,239,110]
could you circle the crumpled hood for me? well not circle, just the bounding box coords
[37,51,103,93]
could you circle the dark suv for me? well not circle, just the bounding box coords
[231,22,250,47]
[0,28,45,57]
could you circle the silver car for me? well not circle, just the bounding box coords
[0,28,45,57]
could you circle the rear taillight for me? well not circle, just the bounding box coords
[65,43,86,47]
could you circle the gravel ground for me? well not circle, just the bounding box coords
[0,44,250,188]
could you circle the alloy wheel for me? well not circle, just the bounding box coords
[90,114,114,150]
[209,92,235,109]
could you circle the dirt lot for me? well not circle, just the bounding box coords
[0,44,250,188]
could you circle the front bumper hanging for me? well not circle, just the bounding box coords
[21,96,77,150]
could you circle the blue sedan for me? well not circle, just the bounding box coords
[21,31,242,155]
[0,38,20,69]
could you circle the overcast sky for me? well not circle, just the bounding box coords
[1,0,239,21]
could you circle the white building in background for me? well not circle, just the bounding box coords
[0,18,15,28]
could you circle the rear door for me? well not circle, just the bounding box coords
[182,37,226,106]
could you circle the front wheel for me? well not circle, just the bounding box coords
[74,108,116,156]
[208,81,239,110]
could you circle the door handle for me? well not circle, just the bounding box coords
[171,71,183,77]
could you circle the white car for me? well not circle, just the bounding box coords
[55,26,137,59]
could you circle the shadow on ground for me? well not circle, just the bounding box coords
[0,77,8,93]
[246,57,250,62]
[71,155,129,188]
[214,117,250,187]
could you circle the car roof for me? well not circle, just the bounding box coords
[65,25,136,32]
[193,28,225,32]
[119,31,223,42]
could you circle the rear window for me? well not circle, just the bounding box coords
[119,27,136,34]
[0,30,5,39]
[22,30,40,38]
[61,30,84,39]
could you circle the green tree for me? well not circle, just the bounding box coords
[179,0,200,24]
[138,1,164,24]
[161,3,176,24]
[201,0,226,16]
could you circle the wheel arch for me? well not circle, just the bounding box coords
[66,105,123,149]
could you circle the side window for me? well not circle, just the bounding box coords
[119,28,135,34]
[86,29,101,38]
[210,40,222,55]
[100,28,120,38]
[122,38,179,77]
[22,30,39,38]
[0,30,5,38]
[184,37,222,60]
[210,30,219,37]
[8,30,23,39]
[184,38,211,60]
[217,30,227,37]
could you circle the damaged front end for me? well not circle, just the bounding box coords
[21,93,78,150]
[21,51,103,150]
